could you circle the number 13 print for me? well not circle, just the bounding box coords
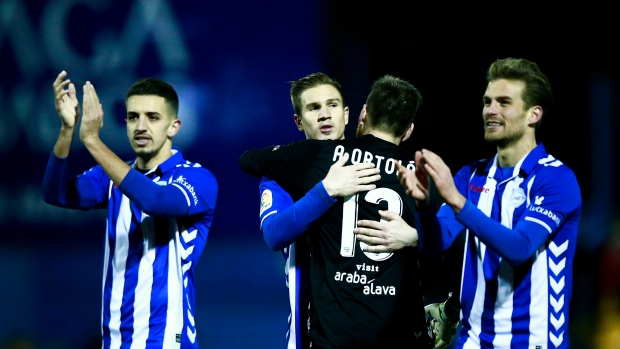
[340,187,403,261]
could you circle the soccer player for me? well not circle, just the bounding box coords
[43,71,218,348]
[259,73,419,348]
[396,57,582,349]
[240,75,433,348]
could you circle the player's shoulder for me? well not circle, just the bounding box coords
[290,138,331,147]
[259,176,286,192]
[531,153,578,182]
[519,149,581,203]
[455,157,488,177]
[280,138,332,155]
[173,160,217,183]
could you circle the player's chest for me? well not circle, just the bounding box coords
[468,175,529,218]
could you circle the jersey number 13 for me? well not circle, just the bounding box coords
[340,187,403,261]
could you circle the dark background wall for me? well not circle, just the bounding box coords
[1,1,618,348]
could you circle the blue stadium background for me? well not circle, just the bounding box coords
[1,1,618,348]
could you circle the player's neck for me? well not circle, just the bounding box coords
[365,129,402,145]
[496,136,537,167]
[136,147,173,171]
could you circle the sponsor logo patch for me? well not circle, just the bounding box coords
[535,195,545,205]
[174,175,199,206]
[260,189,273,215]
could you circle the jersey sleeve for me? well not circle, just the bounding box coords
[119,167,218,218]
[455,165,581,265]
[456,201,549,265]
[42,151,110,210]
[260,177,336,251]
[520,167,582,236]
[239,140,319,197]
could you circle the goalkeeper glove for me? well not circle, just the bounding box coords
[425,300,458,349]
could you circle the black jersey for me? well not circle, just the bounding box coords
[239,134,431,349]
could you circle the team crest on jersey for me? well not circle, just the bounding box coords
[260,189,273,215]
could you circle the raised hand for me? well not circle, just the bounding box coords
[416,149,465,212]
[322,152,381,197]
[53,70,79,128]
[79,81,104,143]
[354,209,418,252]
[396,150,430,209]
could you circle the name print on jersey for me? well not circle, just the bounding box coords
[332,145,415,174]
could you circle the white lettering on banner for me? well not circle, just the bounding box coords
[0,0,45,79]
[0,0,193,155]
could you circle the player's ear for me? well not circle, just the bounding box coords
[168,118,181,138]
[358,104,367,125]
[293,114,304,132]
[401,123,414,142]
[343,106,350,125]
[527,106,542,127]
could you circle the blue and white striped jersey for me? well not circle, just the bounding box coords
[259,177,312,349]
[43,148,218,349]
[422,143,581,349]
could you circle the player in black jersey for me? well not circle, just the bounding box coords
[239,75,433,349]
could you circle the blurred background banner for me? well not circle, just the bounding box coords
[1,0,618,348]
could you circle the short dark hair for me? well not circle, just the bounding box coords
[289,72,345,116]
[486,58,553,128]
[126,77,179,117]
[365,75,423,137]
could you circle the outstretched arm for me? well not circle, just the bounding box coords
[261,180,333,251]
[261,152,381,251]
[402,149,564,264]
